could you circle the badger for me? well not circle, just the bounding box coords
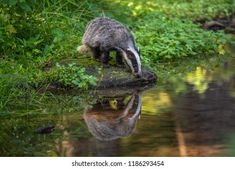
[77,17,142,77]
[84,92,142,141]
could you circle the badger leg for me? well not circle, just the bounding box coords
[116,50,125,67]
[91,47,100,60]
[100,50,110,68]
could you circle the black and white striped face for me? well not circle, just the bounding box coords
[125,47,142,77]
[115,46,142,77]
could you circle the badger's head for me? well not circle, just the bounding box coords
[122,46,142,78]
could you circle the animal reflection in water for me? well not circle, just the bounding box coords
[83,92,142,141]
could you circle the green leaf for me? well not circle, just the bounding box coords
[19,2,32,12]
[7,0,18,6]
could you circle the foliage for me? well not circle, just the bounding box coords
[98,0,233,68]
[0,0,99,108]
[55,63,97,89]
[0,0,92,61]
[0,0,235,156]
[110,0,235,20]
[0,75,30,109]
[135,15,226,63]
[0,0,234,109]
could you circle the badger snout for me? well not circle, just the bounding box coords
[134,72,142,78]
[133,64,142,78]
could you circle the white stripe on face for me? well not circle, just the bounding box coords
[122,50,135,73]
[127,47,142,76]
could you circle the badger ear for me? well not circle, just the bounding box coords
[126,48,131,52]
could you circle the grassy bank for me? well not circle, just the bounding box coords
[0,0,235,110]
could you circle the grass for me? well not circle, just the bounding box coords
[0,0,235,110]
[112,0,235,20]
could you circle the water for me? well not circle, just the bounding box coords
[1,47,235,156]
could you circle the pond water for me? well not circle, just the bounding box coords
[0,45,235,157]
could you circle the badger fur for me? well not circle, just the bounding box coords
[78,17,142,77]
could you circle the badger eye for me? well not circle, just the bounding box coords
[126,50,135,59]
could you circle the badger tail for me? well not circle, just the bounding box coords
[77,44,90,54]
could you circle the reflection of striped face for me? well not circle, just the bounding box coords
[83,92,142,141]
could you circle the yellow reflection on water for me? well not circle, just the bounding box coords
[142,90,172,115]
[185,67,212,94]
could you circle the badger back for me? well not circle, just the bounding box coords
[82,17,142,77]
[82,17,131,49]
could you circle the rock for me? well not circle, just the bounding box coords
[203,21,226,31]
[39,58,157,92]
[224,27,235,34]
[201,16,235,34]
[39,65,157,93]
[230,18,235,28]
[88,66,157,89]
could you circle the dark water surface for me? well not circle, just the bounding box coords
[1,47,235,156]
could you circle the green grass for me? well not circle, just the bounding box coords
[111,0,235,20]
[0,0,235,110]
[136,16,227,62]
